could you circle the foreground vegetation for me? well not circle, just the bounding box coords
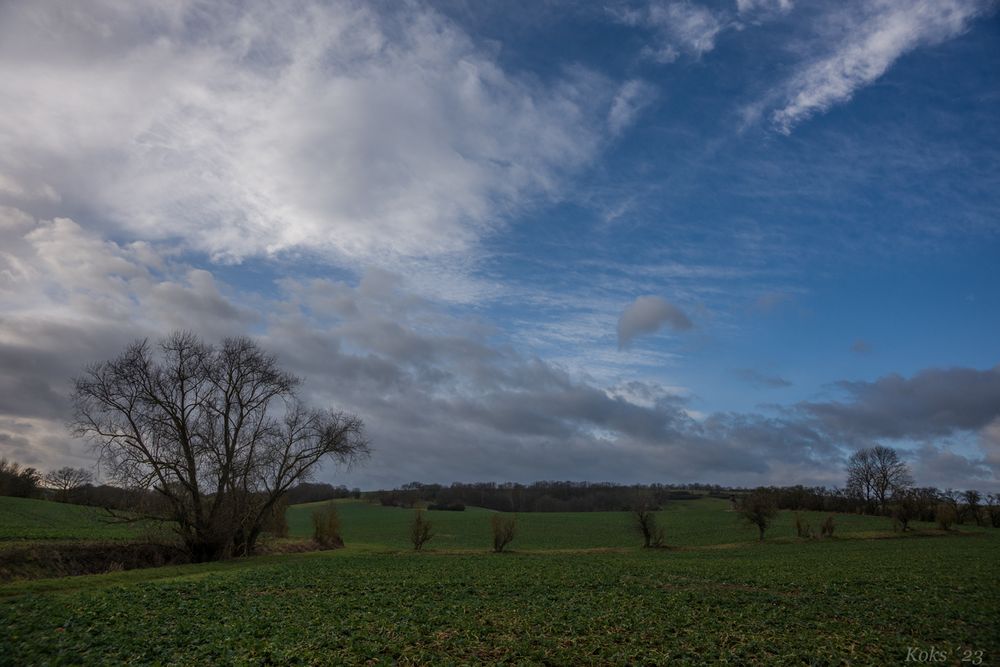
[2,496,997,664]
[2,534,997,664]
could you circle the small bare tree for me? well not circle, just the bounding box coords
[43,467,93,503]
[819,515,836,538]
[936,503,957,531]
[490,514,516,553]
[738,489,778,541]
[891,489,921,531]
[632,494,665,548]
[410,509,434,551]
[72,332,369,561]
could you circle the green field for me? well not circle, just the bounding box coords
[2,497,998,664]
[0,496,148,544]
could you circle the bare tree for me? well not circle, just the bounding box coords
[72,332,369,561]
[963,490,983,526]
[44,467,93,503]
[410,509,434,551]
[632,494,665,548]
[738,489,778,541]
[490,514,516,553]
[846,448,876,509]
[984,493,1000,528]
[846,445,912,512]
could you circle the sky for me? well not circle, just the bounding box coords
[1,0,999,491]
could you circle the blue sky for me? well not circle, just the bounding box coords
[0,0,998,490]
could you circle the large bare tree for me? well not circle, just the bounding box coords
[846,445,912,512]
[72,331,369,561]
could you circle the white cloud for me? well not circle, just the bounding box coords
[736,0,793,14]
[608,79,659,135]
[0,0,616,268]
[614,2,727,63]
[770,0,990,133]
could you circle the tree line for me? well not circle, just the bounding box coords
[375,481,716,512]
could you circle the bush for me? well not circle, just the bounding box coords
[490,514,517,553]
[819,515,835,538]
[936,504,957,531]
[793,513,813,538]
[410,510,434,551]
[312,505,343,548]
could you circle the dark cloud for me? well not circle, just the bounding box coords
[617,296,692,349]
[800,365,1000,441]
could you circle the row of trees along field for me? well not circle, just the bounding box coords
[0,460,363,511]
[3,331,998,565]
[372,465,1000,529]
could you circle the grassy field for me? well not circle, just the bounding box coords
[2,497,997,664]
[0,496,147,544]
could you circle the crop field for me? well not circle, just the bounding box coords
[1,497,997,665]
[0,496,147,544]
[2,534,998,664]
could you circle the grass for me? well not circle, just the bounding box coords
[1,496,997,664]
[0,496,148,544]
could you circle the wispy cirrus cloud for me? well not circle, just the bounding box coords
[608,79,659,135]
[768,0,993,133]
[612,1,727,63]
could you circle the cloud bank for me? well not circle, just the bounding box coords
[0,0,629,268]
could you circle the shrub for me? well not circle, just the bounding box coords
[819,515,835,538]
[312,505,343,548]
[427,503,466,511]
[410,510,434,551]
[793,513,813,538]
[490,514,517,553]
[936,503,957,531]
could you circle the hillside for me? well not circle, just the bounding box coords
[0,497,144,543]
